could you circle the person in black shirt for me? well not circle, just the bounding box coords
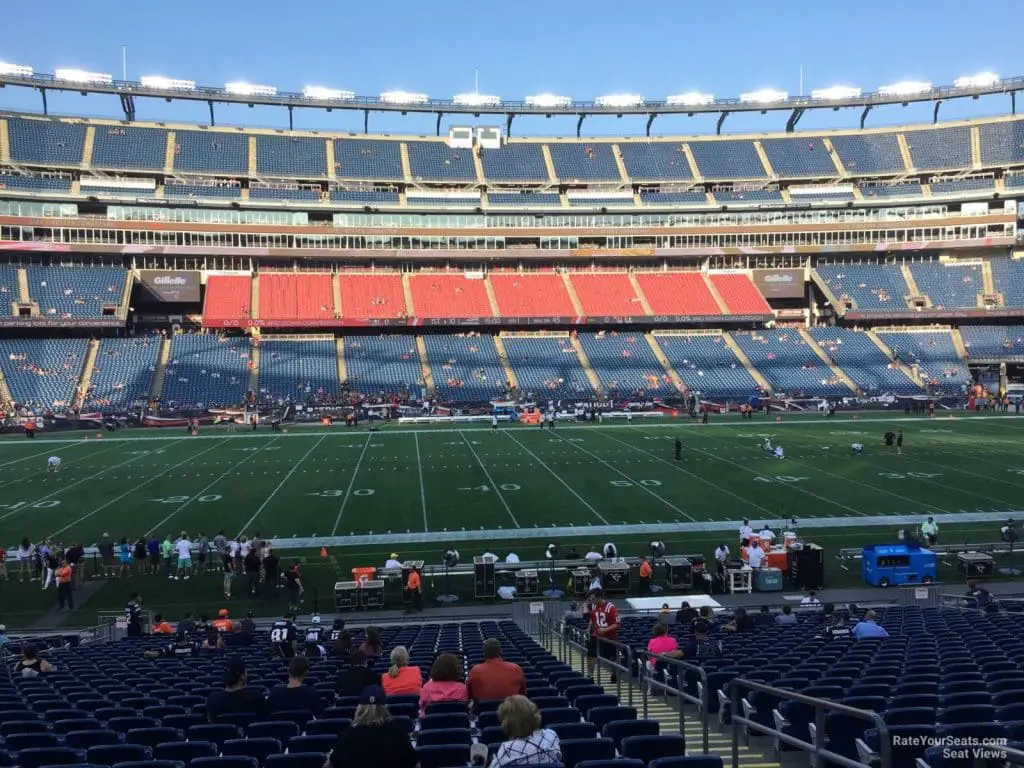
[966,580,994,609]
[222,552,235,600]
[267,656,323,716]
[284,562,303,610]
[681,620,724,659]
[264,547,280,588]
[177,611,197,636]
[145,631,199,660]
[326,685,418,768]
[244,548,261,598]
[336,649,380,698]
[125,593,144,637]
[674,438,682,461]
[675,602,697,625]
[238,611,256,634]
[270,613,298,659]
[206,658,269,722]
[723,608,755,633]
[818,603,853,639]
[756,606,775,627]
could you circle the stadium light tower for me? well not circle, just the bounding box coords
[140,76,196,91]
[666,91,714,106]
[453,92,501,107]
[303,86,355,101]
[810,85,861,100]
[380,90,429,105]
[0,62,32,77]
[55,68,112,85]
[740,88,788,104]
[225,81,277,97]
[595,93,644,107]
[877,80,932,96]
[955,72,999,88]
[525,93,572,108]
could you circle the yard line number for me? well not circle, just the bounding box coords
[0,501,61,510]
[307,489,376,497]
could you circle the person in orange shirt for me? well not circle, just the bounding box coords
[56,558,73,610]
[405,568,422,614]
[381,646,422,696]
[638,557,653,595]
[212,609,234,633]
[152,613,174,634]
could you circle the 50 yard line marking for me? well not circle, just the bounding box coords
[504,431,609,525]
[331,433,373,535]
[414,433,428,532]
[241,433,329,538]
[460,430,520,528]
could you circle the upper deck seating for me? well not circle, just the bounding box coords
[815,264,910,312]
[85,337,161,411]
[255,135,327,178]
[640,191,707,205]
[332,139,403,180]
[547,143,620,182]
[731,330,851,396]
[406,143,476,182]
[874,330,970,393]
[342,335,422,395]
[566,197,634,207]
[161,333,250,407]
[329,188,400,204]
[708,274,772,315]
[567,273,643,317]
[0,338,88,409]
[0,173,73,192]
[423,334,507,402]
[577,331,674,397]
[7,118,86,166]
[258,339,340,402]
[829,133,906,175]
[488,192,560,207]
[91,125,167,171]
[712,189,783,203]
[689,140,766,180]
[173,131,248,175]
[904,126,972,171]
[502,334,596,399]
[406,195,480,207]
[907,262,981,309]
[489,273,575,318]
[760,137,837,178]
[202,275,252,325]
[479,144,549,182]
[655,333,760,399]
[634,272,722,316]
[165,182,242,199]
[0,265,21,313]
[807,328,921,395]
[979,120,1024,166]
[929,178,993,196]
[859,183,923,199]
[27,265,126,319]
[250,186,321,202]
[407,274,493,319]
[338,273,406,321]
[258,273,334,323]
[618,142,693,181]
[991,259,1024,307]
[960,325,1024,360]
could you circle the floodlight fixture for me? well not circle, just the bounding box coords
[526,93,572,108]
[740,88,788,104]
[954,72,999,88]
[453,92,500,106]
[380,90,429,105]
[0,62,32,77]
[810,85,861,100]
[877,80,932,96]
[55,68,112,85]
[596,93,643,107]
[225,81,277,97]
[666,91,714,106]
[140,76,196,90]
[303,86,355,100]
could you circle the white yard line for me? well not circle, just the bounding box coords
[330,433,373,536]
[47,439,224,539]
[145,437,282,537]
[242,433,330,538]
[0,441,123,490]
[414,433,429,532]
[459,430,520,528]
[0,438,191,524]
[556,432,696,521]
[503,430,610,525]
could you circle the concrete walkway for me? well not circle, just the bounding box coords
[30,581,106,631]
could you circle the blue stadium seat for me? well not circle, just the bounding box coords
[189,758,258,768]
[815,263,910,312]
[27,265,126,319]
[161,334,251,408]
[712,189,782,203]
[731,331,851,397]
[979,119,1024,166]
[619,142,693,181]
[640,191,708,205]
[16,747,86,768]
[875,330,970,394]
[328,188,399,205]
[422,334,506,403]
[830,133,905,175]
[407,142,476,182]
[91,126,167,171]
[85,745,152,767]
[7,118,87,166]
[908,262,982,308]
[64,731,121,750]
[577,332,674,398]
[807,328,921,395]
[559,738,615,768]
[930,177,993,196]
[760,137,837,177]
[689,140,765,180]
[602,718,658,749]
[332,139,403,180]
[153,743,218,764]
[123,727,182,748]
[961,325,1024,360]
[255,136,326,178]
[859,183,922,199]
[548,143,620,182]
[258,338,339,403]
[86,337,160,412]
[165,182,241,199]
[904,126,971,171]
[342,335,423,397]
[415,744,471,768]
[481,143,549,182]
[415,728,471,746]
[0,337,89,409]
[172,131,247,175]
[0,172,73,192]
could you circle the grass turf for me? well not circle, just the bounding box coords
[2,412,1023,626]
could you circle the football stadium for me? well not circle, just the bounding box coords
[4,10,1024,766]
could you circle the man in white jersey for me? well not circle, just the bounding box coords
[47,456,61,472]
[174,533,192,581]
[851,443,864,454]
[773,446,785,460]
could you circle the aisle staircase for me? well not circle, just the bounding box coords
[335,337,347,385]
[149,336,172,403]
[896,133,915,173]
[247,341,260,394]
[0,119,10,163]
[612,144,631,184]
[16,267,30,304]
[400,143,413,183]
[541,145,558,184]
[753,141,775,177]
[331,273,343,318]
[482,275,501,317]
[970,125,982,171]
[401,274,416,317]
[560,273,585,317]
[822,137,846,176]
[951,328,969,360]
[247,136,258,177]
[798,328,858,393]
[492,335,519,390]
[81,126,95,168]
[627,272,654,316]
[415,336,436,398]
[646,333,686,394]
[703,275,731,314]
[981,260,996,295]
[722,333,772,393]
[0,363,12,408]
[864,330,925,388]
[164,131,176,174]
[569,334,604,397]
[250,273,260,321]
[900,265,928,307]
[76,339,100,407]
[325,139,336,180]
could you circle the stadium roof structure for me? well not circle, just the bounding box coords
[2,66,1024,136]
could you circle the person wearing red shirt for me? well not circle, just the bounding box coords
[0,545,7,582]
[587,589,620,682]
[466,638,527,704]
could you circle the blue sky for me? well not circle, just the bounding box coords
[0,0,1019,138]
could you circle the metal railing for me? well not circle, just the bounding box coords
[730,678,891,768]
[636,649,711,754]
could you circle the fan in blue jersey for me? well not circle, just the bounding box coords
[269,612,298,658]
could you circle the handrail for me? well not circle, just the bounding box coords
[636,648,711,754]
[563,625,634,706]
[730,678,892,768]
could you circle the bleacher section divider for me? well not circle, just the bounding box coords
[331,272,343,317]
[250,273,260,321]
[247,136,258,177]
[163,130,176,174]
[951,327,970,359]
[325,139,336,179]
[491,335,519,390]
[415,337,436,398]
[16,266,29,305]
[626,272,654,315]
[702,273,732,314]
[644,333,686,393]
[76,339,100,408]
[568,334,605,397]
[611,144,631,184]
[722,332,772,392]
[401,273,416,317]
[81,126,95,167]
[896,133,915,172]
[900,264,927,306]
[247,341,260,394]
[335,337,347,385]
[540,145,558,184]
[821,137,847,176]
[970,125,983,170]
[471,148,486,184]
[399,143,413,182]
[482,276,501,316]
[753,140,775,177]
[559,272,585,316]
[0,360,13,406]
[0,118,9,163]
[149,336,172,403]
[863,329,925,387]
[982,260,997,295]
[798,328,858,393]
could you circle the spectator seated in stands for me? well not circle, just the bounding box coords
[205,658,268,722]
[646,621,683,667]
[144,630,199,660]
[14,643,52,677]
[776,605,798,625]
[681,620,724,659]
[466,637,527,704]
[381,645,422,695]
[852,609,890,640]
[325,685,418,768]
[336,648,379,697]
[359,625,382,659]
[151,614,173,634]
[472,694,562,768]
[268,655,324,716]
[723,608,755,633]
[418,651,468,716]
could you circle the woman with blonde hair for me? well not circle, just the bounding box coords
[324,685,418,768]
[380,644,422,695]
[475,694,561,767]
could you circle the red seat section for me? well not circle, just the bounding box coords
[259,273,334,322]
[568,272,645,317]
[710,273,772,314]
[489,273,575,317]
[339,273,407,321]
[203,274,252,325]
[635,272,723,316]
[408,274,494,318]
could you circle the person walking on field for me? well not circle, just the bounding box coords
[897,430,903,455]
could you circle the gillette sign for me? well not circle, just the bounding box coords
[752,268,805,299]
[139,270,201,302]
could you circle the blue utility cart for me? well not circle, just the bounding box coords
[862,543,937,587]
